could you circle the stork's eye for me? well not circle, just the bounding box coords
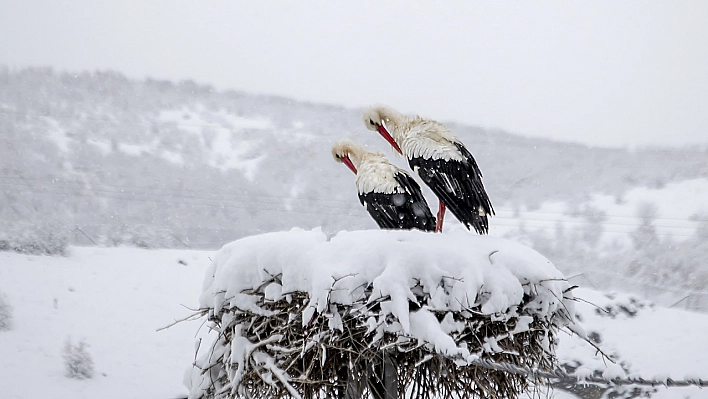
[369,119,375,126]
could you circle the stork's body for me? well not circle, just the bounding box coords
[363,106,494,234]
[332,139,436,232]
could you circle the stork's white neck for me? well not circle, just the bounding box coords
[381,110,464,162]
[355,152,404,194]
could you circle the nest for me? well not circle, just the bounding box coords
[191,271,562,399]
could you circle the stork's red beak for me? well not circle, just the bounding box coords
[376,124,402,154]
[341,156,357,174]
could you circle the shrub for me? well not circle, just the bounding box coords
[0,223,69,256]
[0,292,13,331]
[102,224,176,249]
[63,337,95,379]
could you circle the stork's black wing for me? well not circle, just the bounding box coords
[409,143,494,234]
[393,172,437,231]
[358,172,436,232]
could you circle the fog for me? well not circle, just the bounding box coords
[2,1,708,147]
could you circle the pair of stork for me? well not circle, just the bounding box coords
[332,105,494,234]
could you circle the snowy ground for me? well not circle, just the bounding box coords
[558,288,708,399]
[1,243,707,399]
[0,247,211,399]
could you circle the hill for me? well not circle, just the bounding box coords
[2,66,707,247]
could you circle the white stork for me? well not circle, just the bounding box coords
[362,105,494,234]
[332,139,436,232]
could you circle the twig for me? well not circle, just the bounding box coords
[156,310,207,332]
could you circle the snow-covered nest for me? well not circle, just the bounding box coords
[186,229,577,399]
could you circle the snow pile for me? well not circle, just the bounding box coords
[187,228,577,399]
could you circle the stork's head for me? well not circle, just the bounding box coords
[362,105,403,155]
[331,138,364,175]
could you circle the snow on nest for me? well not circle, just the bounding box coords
[199,228,576,359]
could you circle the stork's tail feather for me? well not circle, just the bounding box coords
[410,157,493,235]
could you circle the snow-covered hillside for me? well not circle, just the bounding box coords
[485,177,708,313]
[1,242,707,399]
[493,178,708,242]
[2,67,707,249]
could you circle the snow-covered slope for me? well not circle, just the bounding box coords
[1,243,707,399]
[2,67,707,249]
[494,178,708,242]
[495,177,708,311]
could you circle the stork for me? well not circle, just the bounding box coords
[332,139,436,232]
[362,105,494,234]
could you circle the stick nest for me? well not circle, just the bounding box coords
[190,274,562,399]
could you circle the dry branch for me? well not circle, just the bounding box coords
[189,273,566,399]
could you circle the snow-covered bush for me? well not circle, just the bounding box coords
[0,223,69,256]
[63,338,95,379]
[187,229,578,399]
[595,293,653,319]
[554,289,657,399]
[102,224,178,249]
[0,291,13,331]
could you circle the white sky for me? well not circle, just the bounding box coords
[1,1,707,148]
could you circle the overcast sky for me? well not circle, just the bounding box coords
[1,1,707,148]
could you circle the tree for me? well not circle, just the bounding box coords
[631,202,659,250]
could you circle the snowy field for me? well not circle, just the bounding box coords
[0,246,211,399]
[1,240,708,399]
